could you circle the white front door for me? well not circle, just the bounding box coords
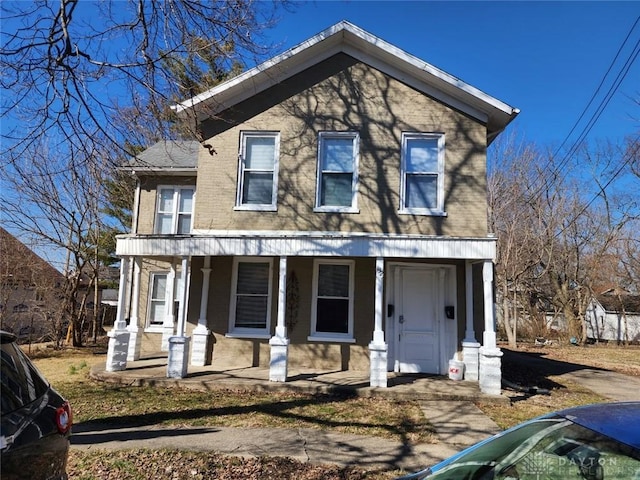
[397,267,440,374]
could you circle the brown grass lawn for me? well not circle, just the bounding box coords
[24,340,640,479]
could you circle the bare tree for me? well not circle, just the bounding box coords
[1,0,290,167]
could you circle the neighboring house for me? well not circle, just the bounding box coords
[107,22,519,395]
[0,227,64,340]
[585,290,640,344]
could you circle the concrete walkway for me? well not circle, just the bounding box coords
[70,398,497,472]
[71,359,503,473]
[73,353,639,474]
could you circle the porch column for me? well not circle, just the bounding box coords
[462,261,480,381]
[106,257,131,371]
[269,256,290,382]
[479,260,502,395]
[168,256,191,378]
[192,256,212,366]
[161,260,177,351]
[127,257,143,361]
[369,257,388,388]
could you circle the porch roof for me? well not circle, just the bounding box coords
[115,230,496,260]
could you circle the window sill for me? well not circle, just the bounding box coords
[144,327,164,333]
[226,332,271,340]
[307,335,356,344]
[313,207,359,214]
[398,208,447,217]
[234,205,277,212]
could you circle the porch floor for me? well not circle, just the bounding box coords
[91,354,507,403]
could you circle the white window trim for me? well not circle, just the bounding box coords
[227,257,273,338]
[308,259,355,342]
[146,271,168,332]
[314,131,360,213]
[235,131,280,212]
[398,132,447,216]
[154,186,196,234]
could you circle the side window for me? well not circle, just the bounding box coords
[400,133,446,215]
[315,132,359,212]
[155,186,195,234]
[228,258,272,337]
[310,260,354,341]
[147,272,167,329]
[236,132,279,211]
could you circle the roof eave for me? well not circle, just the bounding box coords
[173,21,519,143]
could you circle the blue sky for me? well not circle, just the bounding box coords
[267,1,640,149]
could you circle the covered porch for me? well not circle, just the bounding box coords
[106,232,504,395]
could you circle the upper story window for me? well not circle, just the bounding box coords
[228,258,273,338]
[400,133,446,216]
[315,132,359,213]
[309,259,355,343]
[236,132,280,211]
[155,186,195,234]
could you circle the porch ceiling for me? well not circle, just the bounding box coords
[115,231,496,260]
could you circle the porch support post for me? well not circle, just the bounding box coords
[269,256,289,382]
[462,261,480,381]
[106,257,131,371]
[127,257,143,361]
[479,260,502,395]
[192,256,212,366]
[161,260,177,351]
[369,257,388,388]
[168,256,190,378]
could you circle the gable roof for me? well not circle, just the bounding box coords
[173,21,519,145]
[596,292,640,314]
[0,227,64,284]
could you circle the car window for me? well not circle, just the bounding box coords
[1,340,49,415]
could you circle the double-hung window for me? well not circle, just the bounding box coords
[147,272,168,329]
[400,133,446,215]
[236,132,279,210]
[310,259,355,342]
[315,132,359,212]
[155,186,195,234]
[228,258,273,338]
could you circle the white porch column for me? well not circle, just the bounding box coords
[269,256,290,382]
[168,256,191,378]
[479,260,502,395]
[462,261,480,381]
[369,257,388,388]
[106,257,131,371]
[127,257,143,361]
[191,256,212,366]
[161,260,177,351]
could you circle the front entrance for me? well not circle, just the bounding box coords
[395,266,441,374]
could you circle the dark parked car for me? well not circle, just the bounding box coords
[399,402,640,480]
[1,331,72,480]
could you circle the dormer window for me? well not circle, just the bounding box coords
[236,131,280,211]
[155,186,195,234]
[399,133,446,216]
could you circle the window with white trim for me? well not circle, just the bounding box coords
[155,186,195,234]
[315,132,359,212]
[147,272,167,328]
[229,258,273,337]
[310,260,354,341]
[400,133,446,215]
[236,132,280,210]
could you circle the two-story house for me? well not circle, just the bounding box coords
[106,21,519,395]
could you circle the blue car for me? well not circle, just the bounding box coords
[399,402,640,480]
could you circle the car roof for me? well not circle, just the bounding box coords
[552,402,640,449]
